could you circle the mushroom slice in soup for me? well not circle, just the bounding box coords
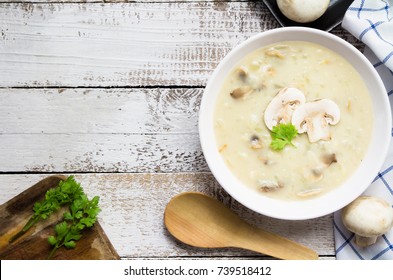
[322,153,337,166]
[296,188,323,197]
[250,135,263,149]
[302,152,338,183]
[303,167,324,183]
[236,66,249,81]
[258,179,282,192]
[265,48,285,59]
[291,99,340,143]
[264,87,306,130]
[230,86,253,99]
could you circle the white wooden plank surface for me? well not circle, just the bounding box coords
[0,88,200,134]
[0,2,360,87]
[0,0,348,259]
[0,133,207,172]
[0,88,206,172]
[0,173,335,258]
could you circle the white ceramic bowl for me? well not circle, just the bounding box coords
[199,27,391,220]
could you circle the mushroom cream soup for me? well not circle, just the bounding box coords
[214,41,373,200]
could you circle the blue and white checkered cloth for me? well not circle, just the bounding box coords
[342,0,393,70]
[334,0,393,260]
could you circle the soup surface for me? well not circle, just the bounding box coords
[214,41,373,200]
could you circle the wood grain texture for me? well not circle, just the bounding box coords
[0,88,201,134]
[0,175,120,260]
[164,192,318,260]
[0,133,207,172]
[0,173,335,258]
[0,0,351,259]
[0,2,360,87]
[0,88,206,172]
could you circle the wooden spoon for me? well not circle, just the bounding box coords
[164,192,318,260]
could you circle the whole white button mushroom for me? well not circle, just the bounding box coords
[342,196,393,247]
[276,0,330,23]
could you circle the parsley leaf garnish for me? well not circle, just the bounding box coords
[9,175,101,260]
[270,123,298,151]
[9,176,84,243]
[47,194,100,259]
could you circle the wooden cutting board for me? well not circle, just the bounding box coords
[0,175,119,260]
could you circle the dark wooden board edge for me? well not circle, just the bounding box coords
[0,175,120,260]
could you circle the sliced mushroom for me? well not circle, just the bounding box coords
[236,66,248,81]
[296,188,322,198]
[303,152,338,183]
[303,167,324,183]
[264,87,306,130]
[291,99,340,143]
[230,86,253,99]
[265,48,284,59]
[258,153,274,166]
[322,153,337,166]
[250,135,263,149]
[258,179,282,192]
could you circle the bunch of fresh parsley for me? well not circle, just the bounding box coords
[9,176,100,259]
[9,176,85,243]
[270,123,298,151]
[48,194,100,259]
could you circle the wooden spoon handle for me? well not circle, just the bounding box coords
[234,226,318,260]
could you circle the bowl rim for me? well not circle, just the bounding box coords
[199,26,392,220]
